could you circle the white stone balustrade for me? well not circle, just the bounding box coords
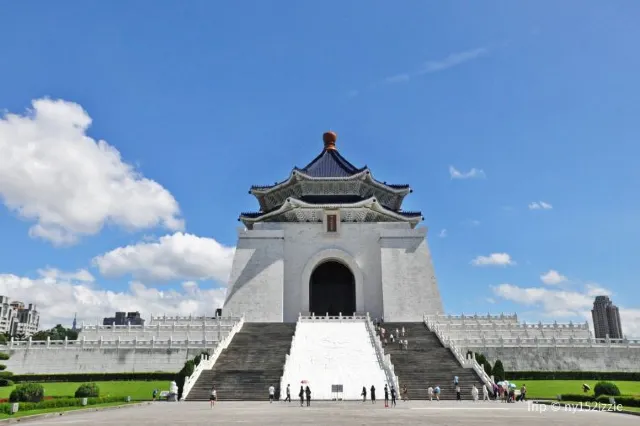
[181,315,245,400]
[0,317,245,374]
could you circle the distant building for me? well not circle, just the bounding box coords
[591,296,623,339]
[72,313,77,331]
[102,311,145,326]
[0,296,40,338]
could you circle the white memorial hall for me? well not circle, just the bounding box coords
[2,132,639,401]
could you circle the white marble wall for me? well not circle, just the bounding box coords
[223,222,444,322]
[4,347,204,374]
[222,229,285,321]
[471,345,640,372]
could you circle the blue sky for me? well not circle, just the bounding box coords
[0,2,638,335]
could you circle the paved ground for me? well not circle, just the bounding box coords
[22,401,638,425]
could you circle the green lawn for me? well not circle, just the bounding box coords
[0,381,168,401]
[508,380,640,399]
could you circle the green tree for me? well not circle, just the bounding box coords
[492,359,505,382]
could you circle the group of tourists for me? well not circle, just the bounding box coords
[376,322,409,350]
[360,383,409,406]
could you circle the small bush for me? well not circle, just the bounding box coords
[594,381,620,397]
[9,383,45,403]
[0,364,6,371]
[0,379,14,387]
[74,383,100,398]
[0,371,12,378]
[0,353,9,361]
[193,354,201,367]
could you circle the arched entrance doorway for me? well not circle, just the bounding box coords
[309,261,356,316]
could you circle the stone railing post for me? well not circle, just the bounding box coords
[64,336,68,348]
[217,316,222,341]
[46,336,50,348]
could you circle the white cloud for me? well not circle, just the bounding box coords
[0,98,184,245]
[419,47,489,74]
[0,272,226,328]
[449,166,486,180]
[620,309,640,339]
[486,297,496,304]
[438,229,447,238]
[492,283,594,318]
[471,253,515,267]
[385,73,410,84]
[540,270,568,285]
[491,283,640,338]
[37,268,95,283]
[585,283,612,297]
[93,232,235,283]
[380,46,490,87]
[528,201,553,210]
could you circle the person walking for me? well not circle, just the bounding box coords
[285,384,291,402]
[434,386,440,401]
[209,386,217,408]
[370,385,376,404]
[268,385,275,403]
[427,386,433,401]
[471,384,478,402]
[305,386,311,407]
[456,384,461,401]
[401,384,408,401]
[401,326,405,337]
[298,386,304,406]
[384,384,389,408]
[361,386,367,403]
[390,386,397,407]
[520,384,527,402]
[482,383,489,401]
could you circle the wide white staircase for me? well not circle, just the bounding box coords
[281,316,389,400]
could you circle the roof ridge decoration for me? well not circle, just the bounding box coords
[240,196,423,227]
[249,132,410,193]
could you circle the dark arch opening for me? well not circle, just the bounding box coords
[309,261,356,316]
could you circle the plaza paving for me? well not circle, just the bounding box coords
[22,401,638,425]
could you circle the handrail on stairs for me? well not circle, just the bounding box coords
[423,314,494,390]
[180,315,245,400]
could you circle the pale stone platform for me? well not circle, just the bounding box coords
[24,401,638,425]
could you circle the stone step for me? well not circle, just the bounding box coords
[380,322,485,400]
[185,322,296,401]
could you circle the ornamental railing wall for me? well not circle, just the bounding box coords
[423,315,494,389]
[181,315,245,400]
[2,337,222,350]
[424,315,640,349]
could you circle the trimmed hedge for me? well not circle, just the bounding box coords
[0,379,14,387]
[559,394,640,408]
[0,364,6,371]
[0,353,9,361]
[505,371,640,381]
[11,372,176,383]
[0,396,127,415]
